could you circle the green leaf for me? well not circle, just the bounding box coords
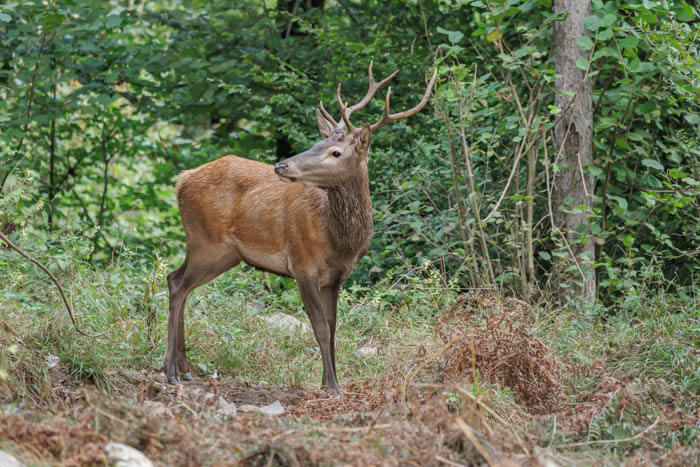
[584,15,601,31]
[577,36,594,50]
[640,12,658,23]
[598,28,613,41]
[669,169,689,179]
[642,159,664,171]
[616,137,629,150]
[636,101,656,115]
[600,13,617,27]
[576,57,589,70]
[486,28,502,43]
[609,195,628,211]
[628,59,653,73]
[627,131,647,141]
[38,12,65,29]
[437,27,464,44]
[539,251,551,261]
[105,14,122,28]
[684,114,700,125]
[619,36,639,49]
[674,4,695,21]
[0,12,10,22]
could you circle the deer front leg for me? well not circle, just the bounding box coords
[297,276,340,395]
[320,283,340,376]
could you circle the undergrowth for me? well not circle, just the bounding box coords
[0,234,698,465]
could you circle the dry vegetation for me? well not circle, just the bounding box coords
[1,287,698,466]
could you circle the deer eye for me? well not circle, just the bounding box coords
[331,150,341,158]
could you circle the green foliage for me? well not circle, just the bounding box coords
[0,0,697,306]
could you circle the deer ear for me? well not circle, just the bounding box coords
[356,124,371,153]
[316,109,335,138]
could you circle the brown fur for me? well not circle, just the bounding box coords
[175,155,367,279]
[164,64,435,394]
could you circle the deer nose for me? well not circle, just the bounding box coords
[274,162,288,175]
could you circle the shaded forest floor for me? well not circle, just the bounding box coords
[0,258,698,465]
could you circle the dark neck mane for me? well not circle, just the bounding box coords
[325,168,373,254]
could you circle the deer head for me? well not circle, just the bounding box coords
[274,61,437,188]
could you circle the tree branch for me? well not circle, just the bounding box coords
[0,231,109,339]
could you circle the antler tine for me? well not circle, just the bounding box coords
[336,61,400,133]
[370,67,438,133]
[318,100,338,127]
[336,83,356,132]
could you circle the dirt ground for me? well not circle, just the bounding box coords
[1,297,698,466]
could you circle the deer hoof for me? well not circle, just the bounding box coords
[166,376,181,384]
[181,372,193,381]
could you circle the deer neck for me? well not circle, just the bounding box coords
[325,166,373,254]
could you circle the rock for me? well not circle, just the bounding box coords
[356,346,378,357]
[0,451,24,467]
[105,442,154,467]
[46,354,59,368]
[259,312,309,333]
[259,400,285,416]
[142,401,173,419]
[240,400,285,416]
[217,397,237,417]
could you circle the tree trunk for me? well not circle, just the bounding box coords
[552,0,596,303]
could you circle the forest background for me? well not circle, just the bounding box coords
[0,0,698,465]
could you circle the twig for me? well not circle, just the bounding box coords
[402,332,465,403]
[435,454,468,466]
[337,0,359,25]
[554,416,659,448]
[283,0,301,39]
[456,387,530,456]
[277,423,392,439]
[0,319,23,345]
[0,231,109,339]
[0,31,55,191]
[454,417,496,466]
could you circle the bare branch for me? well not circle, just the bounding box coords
[0,231,110,339]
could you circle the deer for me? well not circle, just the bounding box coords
[164,61,437,395]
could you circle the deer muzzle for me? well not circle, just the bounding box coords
[274,162,297,183]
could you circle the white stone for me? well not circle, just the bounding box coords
[217,397,237,417]
[259,312,309,333]
[105,442,154,467]
[240,400,285,416]
[356,346,378,357]
[142,401,172,419]
[0,451,24,467]
[46,354,59,368]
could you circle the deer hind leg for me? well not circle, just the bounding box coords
[164,247,241,384]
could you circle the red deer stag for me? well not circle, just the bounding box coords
[165,62,437,394]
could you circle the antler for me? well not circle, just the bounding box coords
[369,67,437,133]
[335,61,438,134]
[318,100,338,127]
[336,60,399,133]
